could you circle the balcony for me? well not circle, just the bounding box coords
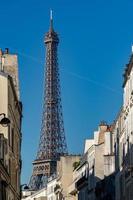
[76,174,88,190]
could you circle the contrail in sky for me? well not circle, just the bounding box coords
[0,44,122,95]
[61,69,122,95]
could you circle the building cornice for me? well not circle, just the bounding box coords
[123,53,133,87]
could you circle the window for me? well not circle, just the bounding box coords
[9,159,11,175]
[8,126,11,146]
[16,170,18,190]
[0,134,4,161]
[11,128,14,152]
[1,181,7,200]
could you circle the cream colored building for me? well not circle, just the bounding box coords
[68,140,95,200]
[69,122,115,200]
[21,155,81,200]
[114,49,133,200]
[47,175,57,200]
[123,50,133,200]
[113,108,125,200]
[54,155,81,200]
[21,175,56,200]
[0,48,22,200]
[0,133,10,200]
[22,187,47,200]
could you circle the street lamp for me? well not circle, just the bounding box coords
[0,113,10,126]
[20,184,30,198]
[21,184,29,190]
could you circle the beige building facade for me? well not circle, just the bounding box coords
[22,156,81,200]
[68,122,115,200]
[54,155,81,200]
[47,175,56,200]
[0,49,22,200]
[123,52,133,200]
[22,187,47,200]
[114,51,133,200]
[0,133,10,200]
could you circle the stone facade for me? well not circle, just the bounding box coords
[0,49,22,200]
[0,48,20,99]
[22,187,47,200]
[123,53,133,200]
[22,156,80,200]
[47,175,56,200]
[68,122,115,200]
[54,155,81,200]
[114,52,133,200]
[0,133,10,200]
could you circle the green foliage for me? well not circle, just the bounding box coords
[73,161,80,170]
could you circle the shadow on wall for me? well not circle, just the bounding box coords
[95,173,115,200]
[115,139,133,200]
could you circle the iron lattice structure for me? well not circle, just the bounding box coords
[29,12,68,190]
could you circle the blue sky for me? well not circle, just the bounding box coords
[0,0,133,184]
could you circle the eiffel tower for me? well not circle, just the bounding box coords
[29,11,68,190]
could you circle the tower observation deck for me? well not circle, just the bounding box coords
[29,11,68,190]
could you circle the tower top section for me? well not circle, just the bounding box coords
[45,10,59,44]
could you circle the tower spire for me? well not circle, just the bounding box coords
[50,9,53,31]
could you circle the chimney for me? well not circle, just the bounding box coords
[99,121,108,132]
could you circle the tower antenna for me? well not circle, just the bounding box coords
[50,9,53,30]
[50,9,53,20]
